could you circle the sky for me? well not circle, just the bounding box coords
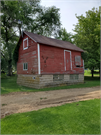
[40,0,100,34]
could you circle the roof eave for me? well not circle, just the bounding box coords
[37,42,84,52]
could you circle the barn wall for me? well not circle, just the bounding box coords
[40,44,64,74]
[17,34,38,75]
[40,44,84,74]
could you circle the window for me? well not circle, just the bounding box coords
[53,75,64,81]
[23,63,28,70]
[23,38,28,50]
[75,56,81,67]
[70,74,79,80]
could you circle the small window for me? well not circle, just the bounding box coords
[23,38,28,50]
[23,63,28,70]
[53,75,64,81]
[70,74,79,80]
[75,56,81,67]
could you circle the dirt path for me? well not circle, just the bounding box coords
[1,86,100,118]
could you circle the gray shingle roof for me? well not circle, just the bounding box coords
[24,31,84,52]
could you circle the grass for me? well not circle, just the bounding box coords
[84,69,100,77]
[1,73,100,95]
[1,98,100,134]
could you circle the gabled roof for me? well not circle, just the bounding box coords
[23,31,84,52]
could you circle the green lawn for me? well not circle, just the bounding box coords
[1,98,100,134]
[84,69,100,77]
[1,74,100,95]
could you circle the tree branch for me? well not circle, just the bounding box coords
[8,30,19,40]
[1,51,7,62]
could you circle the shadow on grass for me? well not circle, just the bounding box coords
[84,76,100,81]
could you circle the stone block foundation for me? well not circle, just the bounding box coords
[17,74,84,89]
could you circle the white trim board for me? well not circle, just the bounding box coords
[64,50,72,71]
[23,38,28,50]
[37,44,41,74]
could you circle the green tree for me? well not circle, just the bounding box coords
[1,0,61,75]
[55,27,73,43]
[31,6,61,37]
[73,7,100,77]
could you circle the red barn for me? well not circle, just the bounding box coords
[17,31,84,88]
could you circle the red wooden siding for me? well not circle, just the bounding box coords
[40,44,64,74]
[17,34,38,74]
[40,44,84,74]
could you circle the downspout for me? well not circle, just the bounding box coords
[37,43,41,74]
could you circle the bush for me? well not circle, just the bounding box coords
[1,73,8,79]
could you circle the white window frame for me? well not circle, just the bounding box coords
[23,38,28,50]
[23,63,28,70]
[64,50,72,71]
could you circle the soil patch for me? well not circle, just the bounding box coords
[1,86,100,118]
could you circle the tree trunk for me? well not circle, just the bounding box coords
[5,27,13,76]
[91,68,94,78]
[8,59,12,76]
[99,68,100,77]
[19,26,21,36]
[7,44,12,76]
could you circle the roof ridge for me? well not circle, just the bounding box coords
[24,31,71,43]
[23,31,84,52]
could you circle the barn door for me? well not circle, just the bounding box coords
[65,51,71,71]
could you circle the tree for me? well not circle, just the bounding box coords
[31,6,61,37]
[1,0,61,75]
[73,7,100,77]
[55,27,73,43]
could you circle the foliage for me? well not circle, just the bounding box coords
[1,1,21,75]
[31,6,61,37]
[13,41,22,64]
[81,52,88,60]
[73,7,100,77]
[1,56,8,72]
[1,75,100,95]
[1,0,61,74]
[1,73,8,79]
[1,99,100,134]
[55,27,73,43]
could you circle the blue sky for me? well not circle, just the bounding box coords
[41,0,100,34]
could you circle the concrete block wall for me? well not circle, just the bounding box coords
[17,74,40,89]
[79,74,84,81]
[17,74,84,89]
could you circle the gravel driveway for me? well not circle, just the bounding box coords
[1,86,100,118]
